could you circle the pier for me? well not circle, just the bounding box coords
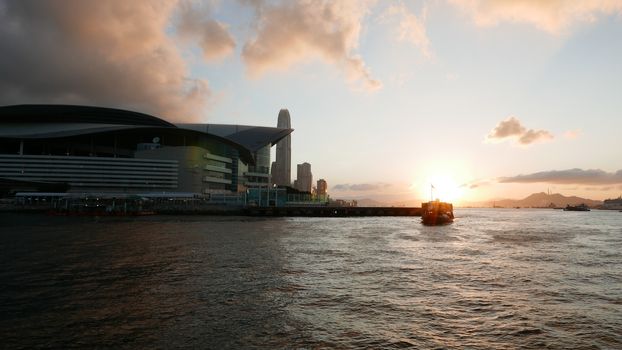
[5,193,422,217]
[242,206,421,217]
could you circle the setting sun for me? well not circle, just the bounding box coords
[426,175,464,202]
[410,161,471,204]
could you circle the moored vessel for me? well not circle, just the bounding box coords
[563,203,590,211]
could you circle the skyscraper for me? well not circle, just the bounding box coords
[317,179,327,196]
[296,162,313,193]
[271,109,291,186]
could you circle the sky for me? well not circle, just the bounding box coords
[0,0,621,204]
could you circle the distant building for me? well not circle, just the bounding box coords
[271,109,292,186]
[329,199,357,207]
[603,196,622,209]
[295,162,312,193]
[317,179,327,196]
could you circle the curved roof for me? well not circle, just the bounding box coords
[0,105,294,164]
[0,123,149,139]
[0,104,175,127]
[179,124,293,152]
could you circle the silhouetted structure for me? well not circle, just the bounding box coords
[271,109,291,186]
[0,104,292,195]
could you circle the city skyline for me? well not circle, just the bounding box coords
[0,1,620,203]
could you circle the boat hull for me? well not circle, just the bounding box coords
[421,201,454,226]
[563,205,590,211]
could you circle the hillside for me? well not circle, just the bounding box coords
[493,192,602,208]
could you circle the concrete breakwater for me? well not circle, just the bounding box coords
[242,206,421,217]
[2,202,421,217]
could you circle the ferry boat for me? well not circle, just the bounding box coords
[421,200,454,225]
[563,203,590,211]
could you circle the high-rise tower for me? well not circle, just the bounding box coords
[296,162,313,193]
[272,109,291,186]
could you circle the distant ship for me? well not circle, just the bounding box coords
[563,203,590,211]
[421,200,454,225]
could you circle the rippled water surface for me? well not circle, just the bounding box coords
[1,209,621,349]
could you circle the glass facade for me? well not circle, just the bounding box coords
[248,145,271,175]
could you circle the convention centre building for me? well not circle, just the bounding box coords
[0,104,293,196]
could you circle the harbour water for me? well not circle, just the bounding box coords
[1,209,621,348]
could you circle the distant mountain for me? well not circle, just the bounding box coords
[492,192,601,208]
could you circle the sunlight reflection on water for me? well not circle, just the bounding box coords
[1,209,621,348]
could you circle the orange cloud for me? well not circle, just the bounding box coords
[382,2,432,58]
[487,116,553,145]
[564,129,581,139]
[449,0,622,34]
[241,0,381,91]
[176,0,236,62]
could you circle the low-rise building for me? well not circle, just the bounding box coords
[0,104,293,196]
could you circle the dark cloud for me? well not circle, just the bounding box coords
[0,0,209,122]
[333,183,392,191]
[176,0,236,61]
[499,168,622,185]
[487,116,553,145]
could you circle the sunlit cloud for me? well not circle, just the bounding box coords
[499,168,622,185]
[486,116,553,145]
[381,2,432,58]
[461,179,491,189]
[449,0,622,34]
[564,129,581,139]
[241,0,382,91]
[176,0,236,61]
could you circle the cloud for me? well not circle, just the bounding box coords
[518,129,554,145]
[461,179,491,189]
[486,116,553,145]
[333,183,392,191]
[241,0,381,91]
[449,0,622,34]
[0,0,209,122]
[176,0,236,61]
[382,2,431,58]
[487,116,525,138]
[564,129,581,139]
[583,186,615,191]
[499,168,622,185]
